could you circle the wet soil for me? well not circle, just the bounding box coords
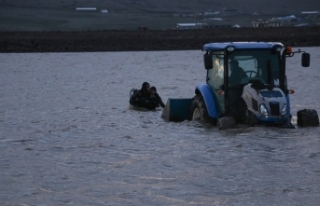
[1,27,320,52]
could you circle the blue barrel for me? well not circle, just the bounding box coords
[161,98,193,122]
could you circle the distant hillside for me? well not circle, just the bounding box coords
[1,0,319,31]
[1,0,320,14]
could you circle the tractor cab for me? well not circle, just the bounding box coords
[202,42,310,125]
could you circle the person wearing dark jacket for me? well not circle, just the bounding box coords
[129,82,157,110]
[229,60,247,85]
[150,86,165,108]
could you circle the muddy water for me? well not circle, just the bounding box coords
[1,48,320,206]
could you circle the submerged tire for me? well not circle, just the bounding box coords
[217,116,237,130]
[191,94,217,125]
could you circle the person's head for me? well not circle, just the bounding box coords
[230,60,239,71]
[230,59,239,72]
[141,82,150,92]
[150,86,157,94]
[142,82,150,89]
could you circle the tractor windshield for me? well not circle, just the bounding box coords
[228,50,281,86]
[225,49,281,119]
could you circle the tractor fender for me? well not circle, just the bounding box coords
[195,83,219,119]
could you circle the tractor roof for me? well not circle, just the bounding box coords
[203,42,284,51]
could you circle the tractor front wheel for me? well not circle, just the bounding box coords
[191,94,216,125]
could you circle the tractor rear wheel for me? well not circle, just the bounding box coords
[191,94,217,125]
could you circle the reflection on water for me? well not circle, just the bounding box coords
[0,50,320,205]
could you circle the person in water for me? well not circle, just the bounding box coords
[150,86,165,108]
[129,82,157,110]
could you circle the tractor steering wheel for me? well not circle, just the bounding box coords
[245,70,258,78]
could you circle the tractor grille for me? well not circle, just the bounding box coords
[269,102,280,116]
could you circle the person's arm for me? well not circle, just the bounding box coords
[159,100,165,108]
[240,67,247,78]
[155,93,165,108]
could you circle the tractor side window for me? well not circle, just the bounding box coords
[207,54,225,113]
[270,58,280,86]
[208,57,224,89]
[257,55,280,86]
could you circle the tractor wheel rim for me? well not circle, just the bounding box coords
[193,108,201,120]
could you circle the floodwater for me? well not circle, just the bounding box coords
[1,48,320,206]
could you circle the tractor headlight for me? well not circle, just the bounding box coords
[260,104,269,118]
[281,104,287,115]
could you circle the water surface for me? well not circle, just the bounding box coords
[1,48,320,206]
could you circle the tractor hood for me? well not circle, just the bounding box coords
[241,83,290,123]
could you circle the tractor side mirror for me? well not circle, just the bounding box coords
[204,54,213,69]
[302,53,310,67]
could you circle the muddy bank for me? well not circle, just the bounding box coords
[1,27,320,52]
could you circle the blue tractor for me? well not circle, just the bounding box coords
[162,42,319,128]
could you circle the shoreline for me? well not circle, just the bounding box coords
[1,27,320,52]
